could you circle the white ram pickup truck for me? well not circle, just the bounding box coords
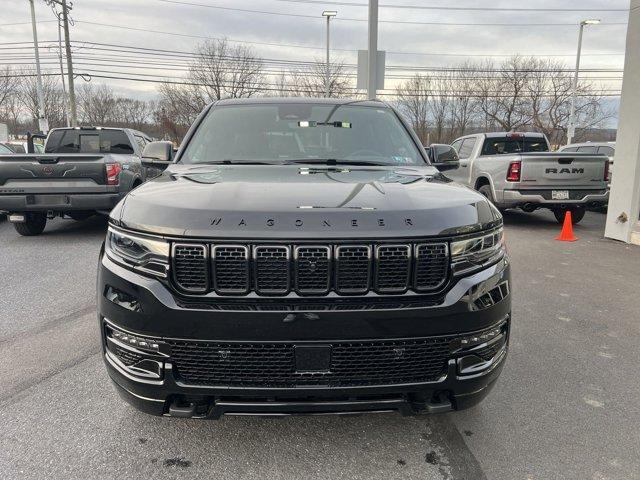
[447,132,609,224]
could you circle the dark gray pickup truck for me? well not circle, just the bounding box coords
[0,126,154,235]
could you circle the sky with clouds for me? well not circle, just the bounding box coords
[1,0,630,125]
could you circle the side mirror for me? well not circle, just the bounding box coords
[429,144,460,172]
[141,141,174,169]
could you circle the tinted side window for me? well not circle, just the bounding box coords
[598,146,615,157]
[44,130,64,153]
[458,138,476,159]
[562,147,578,152]
[577,145,597,154]
[451,139,463,152]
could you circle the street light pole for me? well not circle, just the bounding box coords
[367,0,378,100]
[322,10,337,98]
[28,0,48,132]
[567,19,600,145]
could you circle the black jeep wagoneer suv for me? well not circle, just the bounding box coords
[98,98,510,418]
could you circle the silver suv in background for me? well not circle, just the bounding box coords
[559,142,615,185]
[448,132,609,224]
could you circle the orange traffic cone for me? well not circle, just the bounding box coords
[555,211,578,242]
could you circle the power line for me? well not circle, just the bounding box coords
[263,0,630,12]
[152,0,629,25]
[1,70,623,97]
[0,20,57,28]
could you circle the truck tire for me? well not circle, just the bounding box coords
[553,207,585,225]
[13,213,47,236]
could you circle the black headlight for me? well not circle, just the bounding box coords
[105,226,169,278]
[450,227,505,275]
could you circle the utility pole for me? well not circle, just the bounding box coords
[56,12,69,126]
[566,19,600,145]
[367,0,378,100]
[28,0,48,133]
[59,0,77,126]
[322,11,337,98]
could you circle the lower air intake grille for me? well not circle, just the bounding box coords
[113,345,143,366]
[172,244,208,292]
[168,337,453,387]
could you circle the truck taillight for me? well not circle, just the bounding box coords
[506,161,521,182]
[106,163,122,186]
[604,160,610,182]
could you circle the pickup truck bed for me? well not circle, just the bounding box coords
[448,132,609,223]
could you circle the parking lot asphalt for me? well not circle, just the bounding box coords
[0,210,639,480]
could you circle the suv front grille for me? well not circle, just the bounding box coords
[172,244,208,293]
[171,241,449,296]
[168,337,453,387]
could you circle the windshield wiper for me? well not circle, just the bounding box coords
[192,160,279,165]
[283,159,389,167]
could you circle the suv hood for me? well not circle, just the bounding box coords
[111,165,501,239]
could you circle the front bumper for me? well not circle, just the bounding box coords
[98,253,511,418]
[0,192,121,213]
[500,188,608,209]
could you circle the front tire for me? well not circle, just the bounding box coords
[553,207,585,225]
[13,213,47,236]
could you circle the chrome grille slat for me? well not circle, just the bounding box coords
[171,241,450,296]
[212,245,250,294]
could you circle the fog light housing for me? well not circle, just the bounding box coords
[104,322,167,380]
[110,328,160,352]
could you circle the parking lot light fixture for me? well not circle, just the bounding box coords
[567,19,601,145]
[322,10,337,98]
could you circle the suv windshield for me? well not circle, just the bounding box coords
[180,103,425,166]
[481,136,548,155]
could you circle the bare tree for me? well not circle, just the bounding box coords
[113,98,152,131]
[527,58,611,145]
[18,70,67,129]
[476,57,534,131]
[77,83,117,125]
[189,38,265,101]
[287,60,353,98]
[395,74,431,144]
[448,63,478,140]
[0,66,22,132]
[428,75,450,143]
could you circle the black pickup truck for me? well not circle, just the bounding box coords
[99,98,510,419]
[0,126,153,235]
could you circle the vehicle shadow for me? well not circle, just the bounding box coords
[41,215,110,237]
[501,209,558,228]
